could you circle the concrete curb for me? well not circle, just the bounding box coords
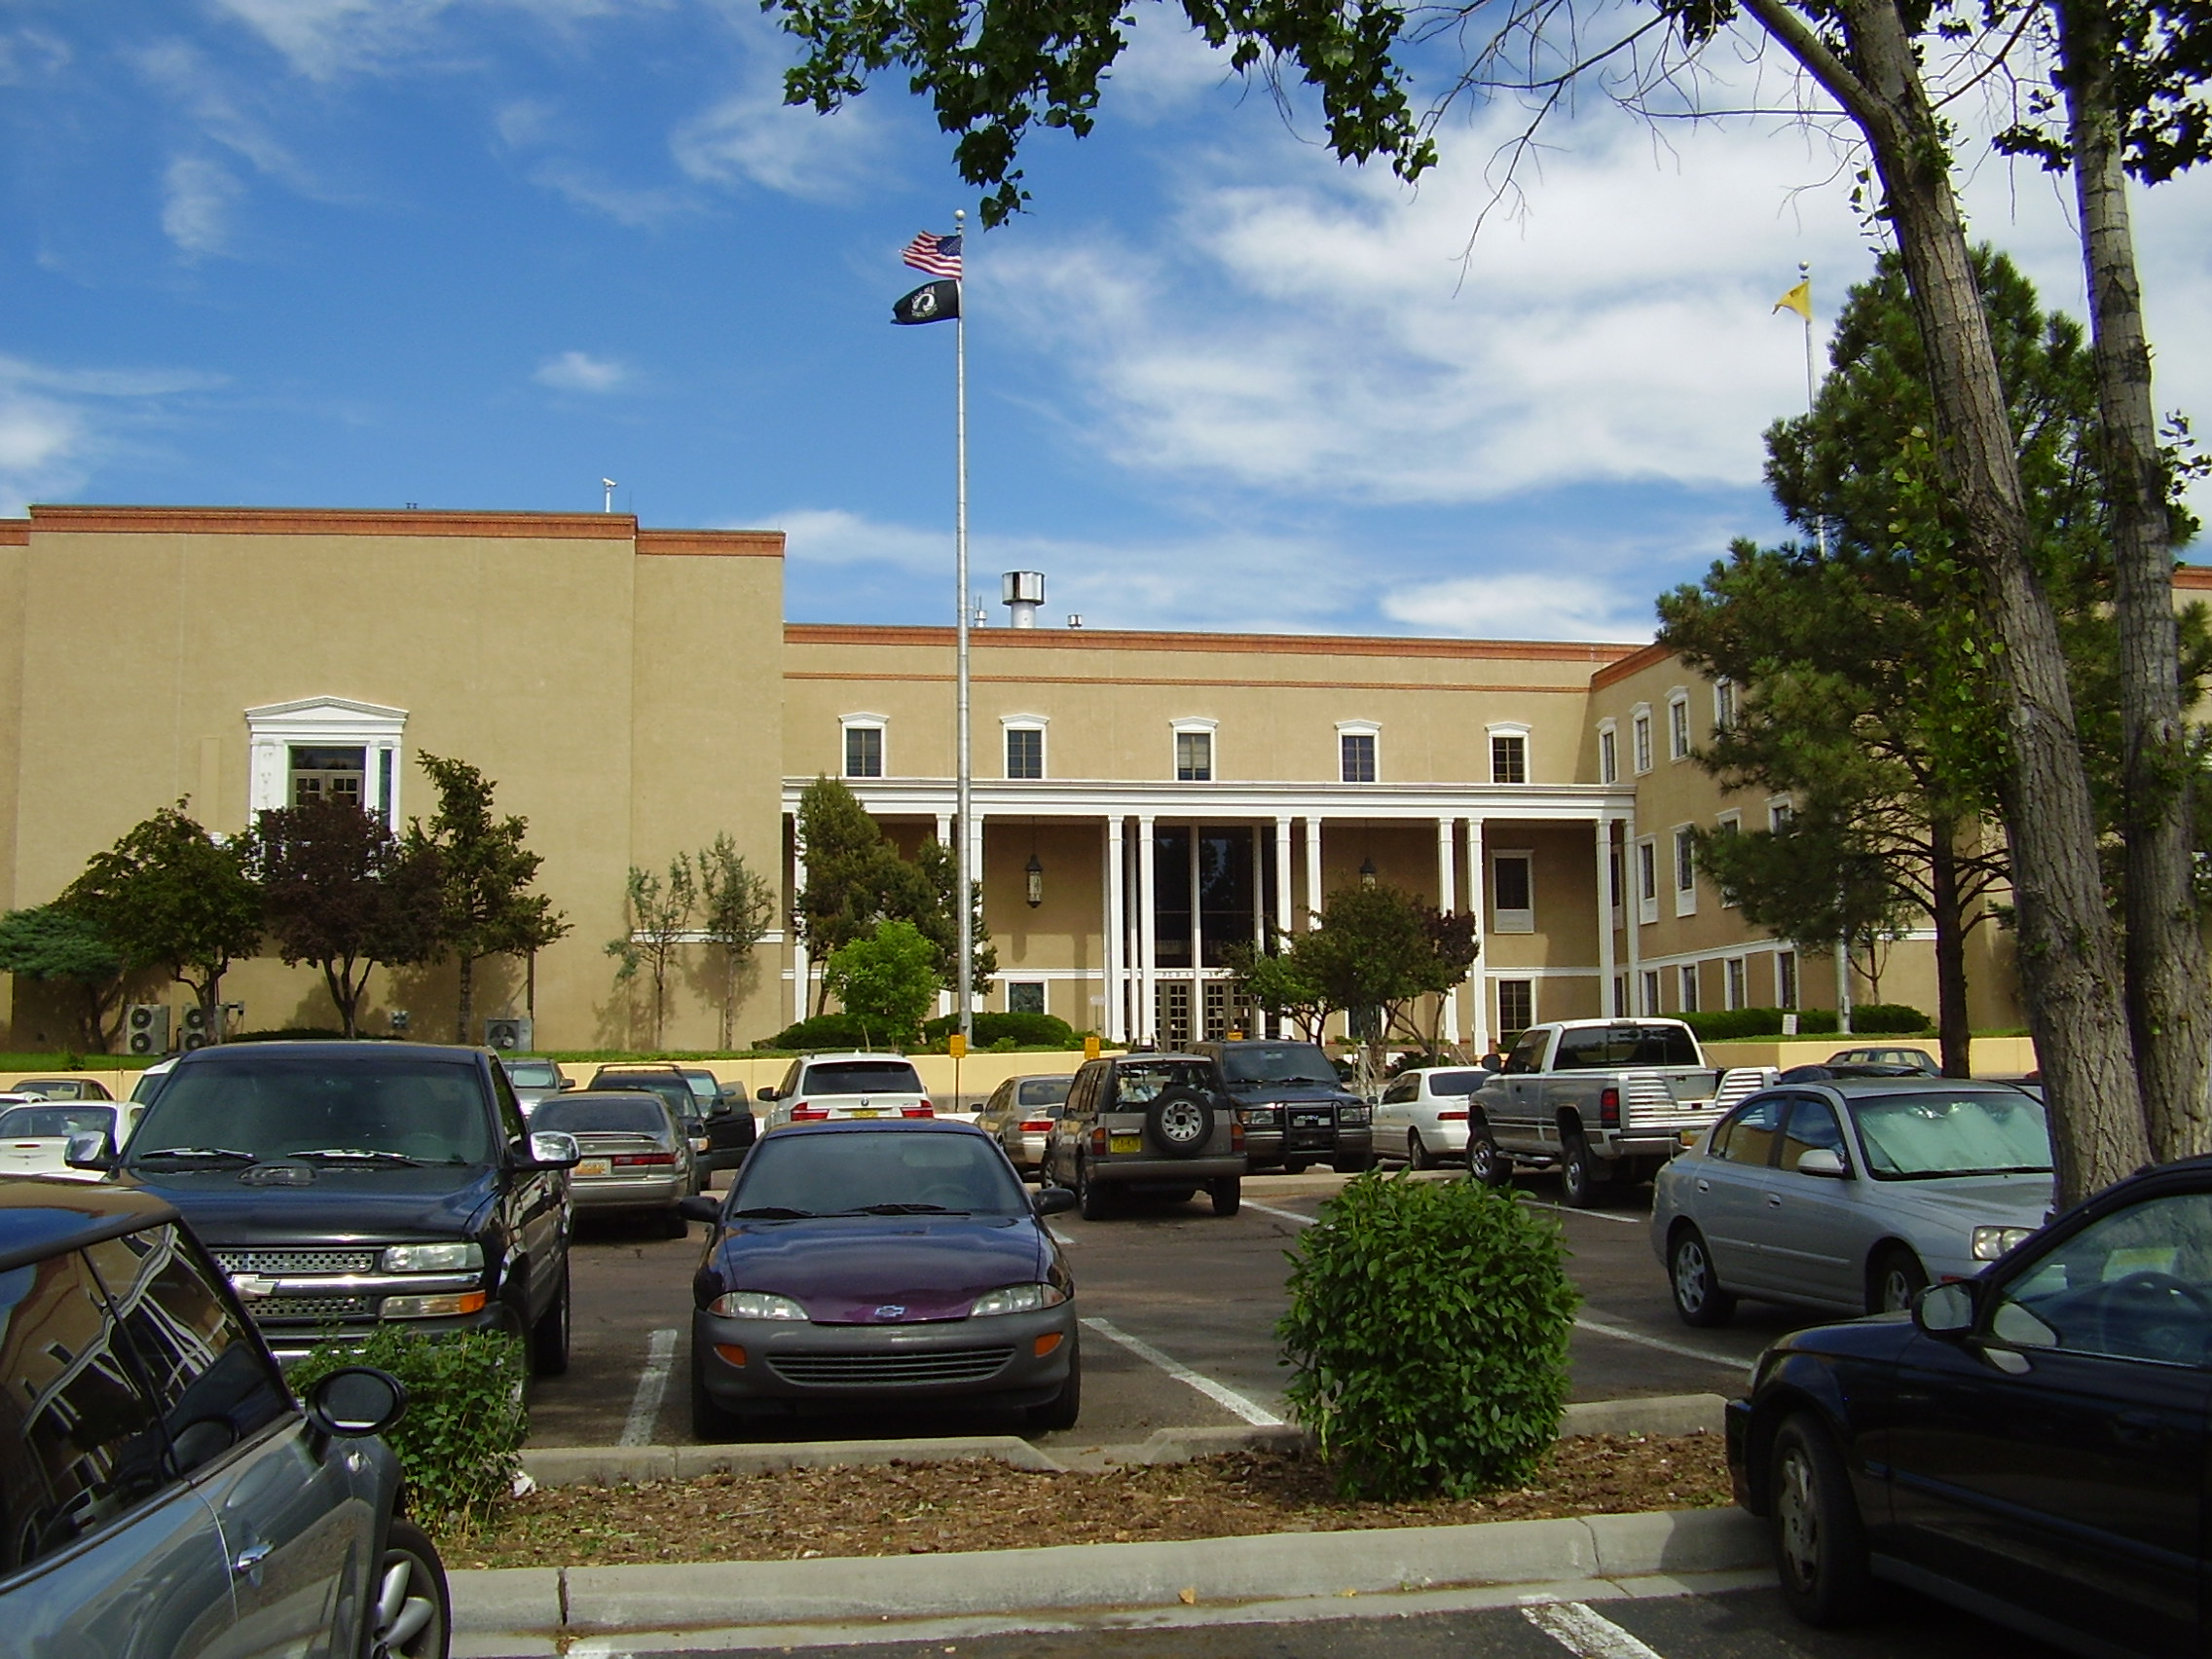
[517,1392,1729,1487]
[452,1506,1765,1655]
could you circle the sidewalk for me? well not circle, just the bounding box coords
[456,1394,1768,1657]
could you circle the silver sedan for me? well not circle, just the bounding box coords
[1651,1078,2052,1326]
[530,1090,697,1236]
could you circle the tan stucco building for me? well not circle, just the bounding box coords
[6,502,2144,1052]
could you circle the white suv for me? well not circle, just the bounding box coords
[756,1051,934,1129]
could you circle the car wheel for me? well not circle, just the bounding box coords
[1769,1413,1875,1626]
[1076,1157,1114,1221]
[1669,1226,1736,1328]
[1209,1176,1240,1217]
[530,1259,571,1378]
[1408,1129,1435,1171]
[1025,1335,1081,1432]
[1466,1124,1513,1189]
[365,1516,450,1659]
[663,1204,689,1239]
[689,1339,744,1443]
[1560,1132,1610,1209]
[1145,1089,1215,1158]
[1868,1247,1928,1314]
[1283,1159,1310,1176]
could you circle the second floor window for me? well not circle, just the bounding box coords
[1633,712,1653,773]
[844,724,883,779]
[1491,733,1528,784]
[1341,732,1376,783]
[1006,727,1043,780]
[1599,726,1617,784]
[1669,695,1692,759]
[1176,729,1213,781]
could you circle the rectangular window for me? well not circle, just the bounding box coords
[1725,957,1747,1011]
[1679,963,1701,1014]
[1490,733,1528,784]
[1608,847,1623,909]
[1637,840,1658,925]
[1341,732,1377,783]
[1777,949,1799,1010]
[1006,727,1044,780]
[290,744,366,809]
[1633,711,1653,773]
[1769,798,1795,832]
[1641,969,1661,1014]
[1599,727,1617,784]
[1175,730,1213,782]
[1675,828,1696,890]
[1714,813,1740,907]
[1496,978,1534,1037]
[1613,974,1628,1017]
[844,725,883,779]
[1492,852,1533,933]
[1007,980,1046,1014]
[1669,696,1691,759]
[1714,679,1738,730]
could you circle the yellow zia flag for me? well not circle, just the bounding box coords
[1772,278,1813,320]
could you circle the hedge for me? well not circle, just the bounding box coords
[1674,1004,1928,1041]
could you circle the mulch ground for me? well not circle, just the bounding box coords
[449,1431,1730,1568]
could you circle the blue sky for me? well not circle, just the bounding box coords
[6,1,2209,641]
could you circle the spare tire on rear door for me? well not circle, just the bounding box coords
[1145,1089,1215,1158]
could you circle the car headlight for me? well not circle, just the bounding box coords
[380,1242,484,1273]
[1972,1226,2035,1261]
[1339,1106,1370,1126]
[1236,1108,1280,1125]
[708,1289,809,1320]
[969,1282,1068,1317]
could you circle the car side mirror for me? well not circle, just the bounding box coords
[307,1366,408,1438]
[1793,1148,1849,1178]
[1913,1280,1976,1338]
[63,1130,114,1172]
[1033,1186,1078,1217]
[678,1195,721,1225]
[756,1087,777,1102]
[558,1078,576,1090]
[522,1129,582,1170]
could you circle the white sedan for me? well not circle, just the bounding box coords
[0,1099,141,1179]
[1371,1066,1493,1169]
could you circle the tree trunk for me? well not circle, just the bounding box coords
[324,958,359,1039]
[2059,0,2212,1165]
[720,954,736,1051]
[1929,821,1972,1076]
[1740,0,2149,1206]
[456,953,475,1046]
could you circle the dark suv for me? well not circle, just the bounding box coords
[1045,1052,1245,1218]
[0,1178,449,1657]
[85,1042,581,1375]
[1192,1039,1374,1174]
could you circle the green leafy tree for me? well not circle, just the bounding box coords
[0,903,132,1051]
[406,754,569,1045]
[60,803,262,1039]
[607,858,695,1050]
[821,919,942,1046]
[245,798,443,1039]
[1231,886,1476,1064]
[1226,937,1334,1043]
[914,836,997,1004]
[696,834,776,1051]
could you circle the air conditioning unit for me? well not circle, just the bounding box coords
[180,1003,211,1051]
[484,1017,532,1052]
[127,1005,170,1056]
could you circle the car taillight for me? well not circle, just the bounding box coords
[1090,1125,1109,1154]
[612,1152,677,1166]
[1019,1120,1053,1132]
[902,1105,934,1119]
[1599,1086,1620,1127]
[790,1107,829,1121]
[1439,1111,1467,1122]
[1231,1119,1245,1151]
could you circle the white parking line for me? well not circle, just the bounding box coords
[1240,1198,1318,1228]
[1079,1316,1284,1427]
[1570,1313,1750,1373]
[1522,1599,1669,1658]
[1521,1199,1642,1227]
[1049,1228,1078,1245]
[620,1328,679,1446]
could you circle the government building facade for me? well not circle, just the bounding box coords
[0,503,2104,1052]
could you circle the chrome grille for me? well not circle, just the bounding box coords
[767,1346,1014,1386]
[213,1248,379,1275]
[251,1296,373,1322]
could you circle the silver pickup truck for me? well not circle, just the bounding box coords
[1468,1019,1773,1207]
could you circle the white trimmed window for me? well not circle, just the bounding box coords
[1496,978,1534,1035]
[1668,689,1692,760]
[1007,980,1047,1014]
[1715,811,1741,907]
[1641,969,1661,1015]
[1612,975,1628,1017]
[1597,720,1618,784]
[1776,949,1799,1010]
[1636,838,1658,925]
[1002,716,1047,780]
[1724,956,1748,1011]
[1337,719,1380,783]
[1714,678,1738,730]
[1679,963,1701,1013]
[1173,719,1217,782]
[1632,705,1654,774]
[1768,795,1795,832]
[1492,851,1534,933]
[246,697,408,825]
[1673,825,1698,916]
[841,714,887,779]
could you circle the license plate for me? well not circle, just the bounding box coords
[1110,1134,1143,1154]
[1291,1111,1330,1127]
[577,1158,610,1177]
[847,1108,881,1119]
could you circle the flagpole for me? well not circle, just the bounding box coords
[953,207,974,1045]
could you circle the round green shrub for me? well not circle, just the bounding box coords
[922,1012,1078,1049]
[758,1013,894,1051]
[1847,1002,1931,1035]
[1277,1171,1579,1499]
[1677,1007,1840,1040]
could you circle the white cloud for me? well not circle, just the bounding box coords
[534,350,632,391]
[671,83,882,201]
[0,27,70,85]
[0,356,224,515]
[209,0,639,81]
[162,156,244,256]
[1382,572,1658,644]
[527,162,696,227]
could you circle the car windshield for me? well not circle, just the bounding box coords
[1850,1090,2052,1180]
[129,1069,170,1104]
[0,1104,113,1138]
[730,1131,1028,1217]
[1424,1071,1488,1096]
[503,1060,559,1088]
[129,1057,497,1166]
[1016,1078,1072,1108]
[799,1060,924,1096]
[533,1096,667,1135]
[1215,1044,1334,1085]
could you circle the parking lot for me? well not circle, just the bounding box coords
[525,1164,1812,1450]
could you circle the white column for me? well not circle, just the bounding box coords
[1624,809,1642,1013]
[791,834,810,1024]
[1436,816,1461,1043]
[1273,816,1294,936]
[1303,816,1323,924]
[1137,816,1158,1043]
[1596,817,1617,1018]
[1251,821,1269,952]
[935,813,952,846]
[1104,817,1125,1043]
[1464,817,1489,1054]
[1188,825,1204,1014]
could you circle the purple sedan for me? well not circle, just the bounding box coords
[682,1119,1080,1438]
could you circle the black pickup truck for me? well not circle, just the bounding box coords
[79,1040,583,1373]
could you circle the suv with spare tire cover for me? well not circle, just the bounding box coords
[1192,1038,1374,1175]
[1046,1052,1246,1219]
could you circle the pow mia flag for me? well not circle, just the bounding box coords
[892,279,960,325]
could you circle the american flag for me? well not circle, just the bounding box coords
[902,231,963,280]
